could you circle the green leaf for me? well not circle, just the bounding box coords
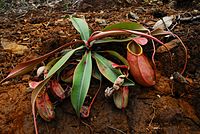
[123,78,135,86]
[70,16,90,41]
[45,57,60,72]
[99,50,130,69]
[93,52,122,83]
[92,64,102,81]
[93,52,134,86]
[71,51,92,116]
[32,46,84,106]
[47,46,84,77]
[31,46,84,130]
[103,22,148,32]
[93,37,134,44]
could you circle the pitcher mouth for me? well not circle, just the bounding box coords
[127,41,143,56]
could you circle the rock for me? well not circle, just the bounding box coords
[95,18,107,26]
[128,11,139,20]
[1,38,28,55]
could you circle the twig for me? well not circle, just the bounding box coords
[179,15,200,22]
[107,125,126,134]
[161,18,175,38]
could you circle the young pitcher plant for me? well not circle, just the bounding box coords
[0,16,187,134]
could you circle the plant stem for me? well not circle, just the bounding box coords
[87,30,164,46]
[163,31,188,75]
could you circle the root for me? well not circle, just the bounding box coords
[107,125,126,134]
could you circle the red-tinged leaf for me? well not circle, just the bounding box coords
[29,81,42,89]
[32,77,51,134]
[132,37,148,45]
[99,50,130,70]
[50,80,65,100]
[0,40,84,83]
[31,46,84,134]
[71,51,92,116]
[93,53,134,86]
[1,59,45,83]
[113,86,129,109]
[36,92,55,121]
[93,52,122,83]
[112,63,128,69]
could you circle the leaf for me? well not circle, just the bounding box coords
[93,53,134,86]
[45,57,60,71]
[61,65,75,83]
[153,16,174,30]
[70,16,90,41]
[0,40,84,83]
[103,22,148,31]
[99,50,130,69]
[31,77,51,134]
[31,46,84,132]
[1,57,46,83]
[113,86,129,109]
[71,51,92,116]
[93,37,134,44]
[156,39,179,53]
[132,37,148,46]
[92,64,102,81]
[150,28,168,37]
[93,52,121,83]
[50,80,66,100]
[47,46,84,77]
[29,81,42,89]
[36,92,55,121]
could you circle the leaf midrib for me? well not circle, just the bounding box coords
[95,54,118,82]
[77,55,89,111]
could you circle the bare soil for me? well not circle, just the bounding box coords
[0,0,200,134]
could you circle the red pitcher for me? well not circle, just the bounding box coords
[127,41,155,87]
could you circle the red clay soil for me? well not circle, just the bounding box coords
[0,0,200,133]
